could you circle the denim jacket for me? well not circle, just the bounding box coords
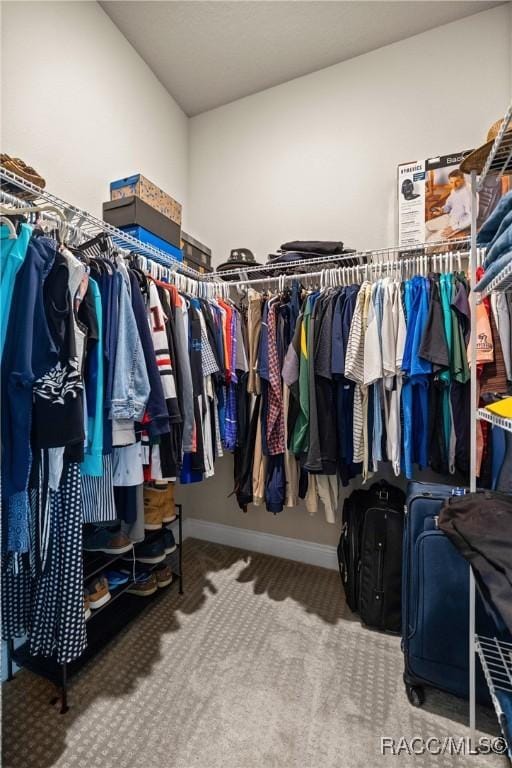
[110,274,150,426]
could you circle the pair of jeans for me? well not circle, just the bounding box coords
[483,209,512,267]
[477,190,512,246]
[110,274,150,423]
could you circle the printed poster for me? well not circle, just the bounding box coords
[398,148,511,246]
[398,161,426,246]
[424,150,473,243]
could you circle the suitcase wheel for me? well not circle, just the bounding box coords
[405,683,425,708]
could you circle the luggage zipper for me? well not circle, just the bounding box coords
[375,539,384,609]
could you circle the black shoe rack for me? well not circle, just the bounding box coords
[5,504,184,713]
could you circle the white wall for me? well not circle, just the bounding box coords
[182,4,512,547]
[189,5,512,264]
[1,1,188,223]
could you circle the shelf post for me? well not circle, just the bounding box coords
[469,169,478,743]
[178,504,183,595]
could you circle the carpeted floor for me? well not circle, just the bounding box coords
[2,539,507,768]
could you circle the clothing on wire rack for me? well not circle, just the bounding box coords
[0,217,247,663]
[475,189,512,292]
[226,257,510,521]
[1,202,510,663]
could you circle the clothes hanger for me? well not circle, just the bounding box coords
[0,215,17,239]
[0,203,66,224]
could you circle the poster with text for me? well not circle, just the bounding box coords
[398,161,426,246]
[424,150,473,243]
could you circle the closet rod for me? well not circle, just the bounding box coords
[222,249,477,290]
[211,237,472,279]
[0,168,204,280]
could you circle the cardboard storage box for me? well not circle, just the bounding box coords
[119,224,183,261]
[110,174,182,225]
[182,256,213,275]
[181,231,212,269]
[103,196,181,249]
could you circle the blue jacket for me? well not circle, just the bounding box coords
[1,237,58,553]
[110,274,150,422]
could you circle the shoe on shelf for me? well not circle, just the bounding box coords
[127,572,158,597]
[144,505,163,531]
[104,570,130,590]
[154,563,173,588]
[87,575,111,609]
[83,528,134,555]
[163,528,177,555]
[161,482,176,523]
[84,591,91,621]
[123,536,166,565]
[144,482,176,525]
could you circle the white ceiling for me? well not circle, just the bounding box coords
[101,1,502,116]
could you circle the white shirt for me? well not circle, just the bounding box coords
[444,185,471,231]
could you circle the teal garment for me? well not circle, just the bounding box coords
[439,274,453,380]
[290,293,318,456]
[0,223,32,356]
[81,277,104,476]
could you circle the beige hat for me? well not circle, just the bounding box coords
[460,119,512,174]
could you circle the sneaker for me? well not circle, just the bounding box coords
[83,528,134,555]
[154,563,173,588]
[127,572,158,597]
[84,591,91,621]
[124,536,166,565]
[144,482,176,525]
[162,529,177,555]
[87,576,111,609]
[104,570,130,590]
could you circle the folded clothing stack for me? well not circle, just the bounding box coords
[475,191,512,292]
[267,240,356,265]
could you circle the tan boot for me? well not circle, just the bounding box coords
[144,482,176,526]
[144,484,164,530]
[161,482,176,523]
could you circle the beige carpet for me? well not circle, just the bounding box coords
[2,539,507,768]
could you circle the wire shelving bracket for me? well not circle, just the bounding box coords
[477,408,512,434]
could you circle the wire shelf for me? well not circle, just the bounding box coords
[478,102,512,190]
[475,635,512,759]
[212,238,472,280]
[475,256,512,298]
[477,408,512,433]
[0,167,204,279]
[476,636,512,694]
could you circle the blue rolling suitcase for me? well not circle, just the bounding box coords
[402,482,493,707]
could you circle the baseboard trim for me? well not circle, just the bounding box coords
[183,518,338,570]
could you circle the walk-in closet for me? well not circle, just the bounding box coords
[1,2,512,767]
